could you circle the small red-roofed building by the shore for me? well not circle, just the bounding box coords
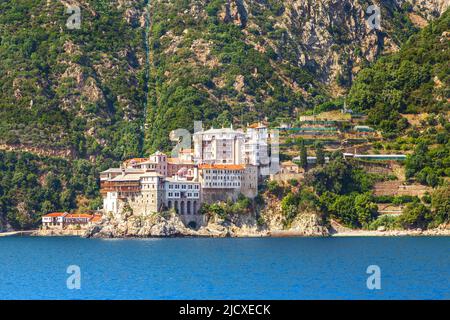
[41,212,103,229]
[90,214,103,224]
[41,212,67,227]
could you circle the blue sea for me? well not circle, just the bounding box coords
[0,236,448,300]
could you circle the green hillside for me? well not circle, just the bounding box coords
[0,0,147,160]
[0,1,448,230]
[348,9,449,133]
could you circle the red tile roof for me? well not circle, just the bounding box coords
[43,212,67,217]
[90,215,102,222]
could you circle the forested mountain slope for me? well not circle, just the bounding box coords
[0,0,148,160]
[1,0,448,156]
[145,0,448,150]
[0,0,448,230]
[348,8,449,133]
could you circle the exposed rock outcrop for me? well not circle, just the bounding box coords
[85,211,194,238]
[85,202,330,238]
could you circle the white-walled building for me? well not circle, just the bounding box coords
[193,126,246,165]
[165,177,201,215]
[244,122,270,168]
[198,164,244,189]
[100,123,276,224]
[41,212,101,229]
[193,123,273,178]
[198,163,258,201]
[128,151,168,177]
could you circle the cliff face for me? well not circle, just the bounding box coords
[85,196,329,238]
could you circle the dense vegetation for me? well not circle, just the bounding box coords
[0,1,448,230]
[348,9,449,133]
[145,0,326,151]
[266,155,449,230]
[0,1,146,229]
[0,150,108,230]
[145,0,423,151]
[0,0,147,160]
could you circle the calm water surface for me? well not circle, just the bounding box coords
[0,236,448,299]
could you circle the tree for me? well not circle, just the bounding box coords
[281,192,299,224]
[315,142,325,166]
[41,200,55,215]
[354,193,378,228]
[398,203,431,229]
[430,187,450,226]
[299,140,308,170]
[330,195,359,228]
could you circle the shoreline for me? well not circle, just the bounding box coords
[330,229,450,237]
[2,228,449,238]
[0,230,37,237]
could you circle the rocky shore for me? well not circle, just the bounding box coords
[11,213,450,239]
[332,227,450,237]
[330,220,450,237]
[83,209,329,238]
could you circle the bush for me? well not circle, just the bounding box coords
[368,215,401,230]
[398,203,432,229]
[267,181,284,198]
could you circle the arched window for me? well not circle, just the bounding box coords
[193,201,197,215]
[180,201,185,215]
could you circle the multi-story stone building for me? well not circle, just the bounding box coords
[193,123,272,176]
[197,163,258,202]
[100,123,277,227]
[165,177,201,215]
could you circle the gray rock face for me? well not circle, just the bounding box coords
[85,207,330,238]
[269,0,448,85]
[85,212,193,238]
[153,0,448,89]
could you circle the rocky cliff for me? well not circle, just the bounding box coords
[84,195,329,238]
